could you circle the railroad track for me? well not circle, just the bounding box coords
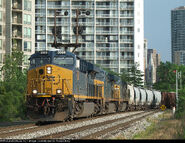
[39,110,159,139]
[0,110,159,139]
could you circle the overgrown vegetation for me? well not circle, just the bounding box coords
[151,62,185,139]
[0,51,27,121]
[120,63,144,87]
[102,63,144,87]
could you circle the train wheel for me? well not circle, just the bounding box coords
[53,107,69,121]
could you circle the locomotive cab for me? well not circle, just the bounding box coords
[26,50,76,121]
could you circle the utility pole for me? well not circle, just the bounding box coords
[179,71,182,89]
[176,70,178,110]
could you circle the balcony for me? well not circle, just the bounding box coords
[12,39,22,51]
[120,6,134,10]
[96,22,118,26]
[96,5,117,9]
[12,26,22,39]
[12,0,22,11]
[120,39,133,43]
[96,14,118,18]
[47,5,70,9]
[120,31,134,35]
[96,30,118,35]
[120,22,134,27]
[12,17,22,25]
[120,14,134,18]
[72,5,93,9]
[121,56,134,60]
[35,4,46,9]
[35,30,46,34]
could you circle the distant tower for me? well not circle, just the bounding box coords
[171,6,185,65]
[146,49,160,87]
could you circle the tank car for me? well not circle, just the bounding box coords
[134,87,141,110]
[153,90,162,108]
[126,85,135,110]
[145,89,154,108]
[139,88,147,110]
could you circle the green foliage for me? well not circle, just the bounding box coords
[153,62,185,138]
[121,63,144,87]
[102,67,119,77]
[175,89,185,119]
[0,51,27,121]
[153,61,185,92]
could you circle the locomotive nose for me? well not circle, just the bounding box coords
[39,69,44,75]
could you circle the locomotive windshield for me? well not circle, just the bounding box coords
[30,57,50,68]
[53,57,74,66]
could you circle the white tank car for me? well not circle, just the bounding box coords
[134,87,140,105]
[153,90,162,106]
[139,89,147,105]
[127,85,135,105]
[145,90,154,106]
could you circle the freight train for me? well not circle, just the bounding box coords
[26,50,163,121]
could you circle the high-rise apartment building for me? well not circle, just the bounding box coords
[171,6,185,65]
[143,39,148,81]
[35,0,144,73]
[0,0,35,72]
[0,0,5,71]
[146,49,160,87]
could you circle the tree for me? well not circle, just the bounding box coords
[0,50,27,121]
[121,63,144,87]
[152,62,185,92]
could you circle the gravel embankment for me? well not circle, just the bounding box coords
[102,111,163,139]
[60,111,154,139]
[4,111,145,139]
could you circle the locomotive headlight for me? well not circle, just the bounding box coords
[56,89,62,94]
[47,67,52,74]
[32,89,38,94]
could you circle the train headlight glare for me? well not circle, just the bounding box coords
[47,67,52,74]
[32,90,38,94]
[56,89,62,94]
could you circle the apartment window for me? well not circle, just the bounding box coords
[0,0,2,7]
[0,39,2,49]
[24,14,31,25]
[0,53,2,63]
[23,55,29,65]
[24,41,31,52]
[0,25,2,36]
[24,27,31,38]
[24,0,31,11]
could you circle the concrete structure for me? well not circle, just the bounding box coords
[143,39,148,81]
[0,0,35,70]
[171,6,185,65]
[146,49,160,87]
[35,0,144,73]
[174,50,185,65]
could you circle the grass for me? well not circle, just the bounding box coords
[133,110,182,139]
[112,109,184,139]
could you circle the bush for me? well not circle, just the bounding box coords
[0,51,27,122]
[175,89,185,119]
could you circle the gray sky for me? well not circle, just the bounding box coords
[144,0,185,62]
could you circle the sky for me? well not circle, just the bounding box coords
[144,0,185,62]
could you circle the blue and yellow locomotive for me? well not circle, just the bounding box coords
[26,50,129,121]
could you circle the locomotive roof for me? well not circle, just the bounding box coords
[29,50,76,60]
[29,50,123,82]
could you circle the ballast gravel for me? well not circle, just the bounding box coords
[102,111,163,139]
[4,111,144,139]
[60,111,154,139]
